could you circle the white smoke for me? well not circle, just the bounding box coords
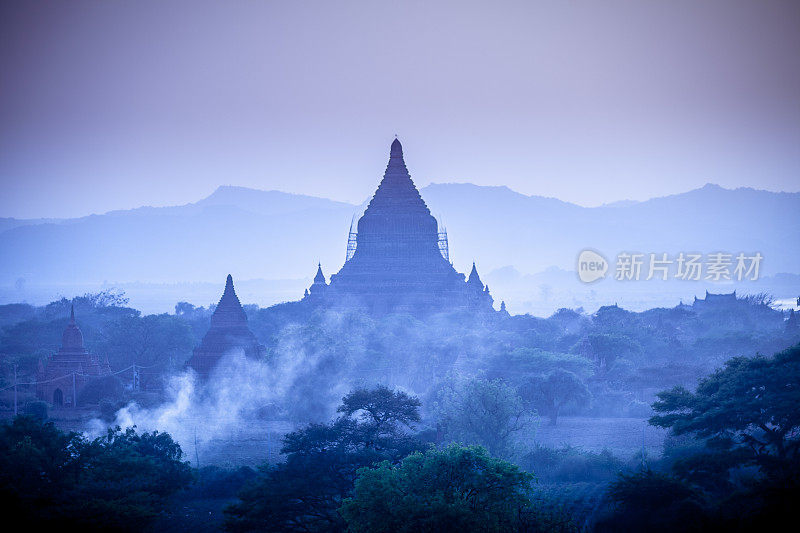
[87,326,352,464]
[84,309,466,464]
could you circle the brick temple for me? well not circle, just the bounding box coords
[302,138,496,315]
[36,306,112,407]
[187,274,266,379]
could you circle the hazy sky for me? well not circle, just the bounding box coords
[1,0,799,219]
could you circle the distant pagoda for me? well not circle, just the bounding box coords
[37,305,112,407]
[302,138,494,315]
[188,274,266,379]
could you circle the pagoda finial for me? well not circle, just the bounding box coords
[390,137,403,159]
[467,262,483,287]
[314,263,326,284]
[70,304,75,323]
[219,274,240,304]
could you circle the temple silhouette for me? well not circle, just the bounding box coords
[37,306,112,407]
[188,274,265,379]
[302,138,496,315]
[189,139,500,378]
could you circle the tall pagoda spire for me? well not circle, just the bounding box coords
[210,274,247,328]
[362,138,430,215]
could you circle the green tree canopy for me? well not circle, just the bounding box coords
[595,470,708,533]
[0,416,192,530]
[435,377,532,456]
[340,444,549,533]
[650,343,800,482]
[225,386,424,532]
[97,313,196,373]
[519,369,591,426]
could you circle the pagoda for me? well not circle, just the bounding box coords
[304,138,494,315]
[37,306,112,407]
[188,274,266,379]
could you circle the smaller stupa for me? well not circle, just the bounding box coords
[304,263,328,301]
[37,305,112,407]
[188,275,266,379]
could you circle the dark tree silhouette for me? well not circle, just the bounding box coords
[520,369,590,425]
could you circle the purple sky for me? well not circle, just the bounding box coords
[1,0,799,219]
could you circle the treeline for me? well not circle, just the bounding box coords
[0,415,193,530]
[0,290,201,386]
[3,342,798,531]
[596,342,800,531]
[1,289,798,422]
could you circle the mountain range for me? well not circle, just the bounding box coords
[0,183,798,291]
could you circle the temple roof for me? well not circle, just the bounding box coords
[467,262,483,286]
[362,138,431,216]
[60,304,86,353]
[314,263,326,284]
[210,274,248,328]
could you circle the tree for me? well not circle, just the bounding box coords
[0,415,82,509]
[519,369,590,426]
[340,444,552,533]
[225,386,424,532]
[174,301,197,316]
[584,333,642,370]
[82,289,130,308]
[337,384,421,431]
[435,377,532,456]
[650,343,800,483]
[489,348,592,384]
[98,313,195,374]
[0,416,192,530]
[595,470,708,533]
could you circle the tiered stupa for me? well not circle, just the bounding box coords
[37,306,112,407]
[302,138,494,315]
[188,274,266,379]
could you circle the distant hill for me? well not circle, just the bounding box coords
[0,183,798,288]
[423,182,800,276]
[0,186,359,285]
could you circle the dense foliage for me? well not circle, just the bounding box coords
[597,342,800,531]
[650,343,800,485]
[0,415,192,530]
[434,377,532,456]
[224,386,425,532]
[1,291,798,531]
[519,369,591,425]
[340,444,566,533]
[2,289,797,423]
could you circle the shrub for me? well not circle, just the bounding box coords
[24,400,48,420]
